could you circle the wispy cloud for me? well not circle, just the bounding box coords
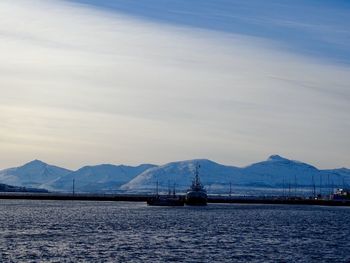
[67,0,350,64]
[0,0,349,169]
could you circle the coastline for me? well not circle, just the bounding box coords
[0,193,349,207]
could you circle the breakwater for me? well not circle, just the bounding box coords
[0,192,149,202]
[0,192,349,206]
[207,196,350,206]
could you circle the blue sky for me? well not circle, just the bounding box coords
[0,0,349,169]
[68,0,350,65]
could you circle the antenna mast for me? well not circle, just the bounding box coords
[72,178,75,196]
[327,174,330,196]
[195,164,200,185]
[282,174,285,198]
[156,180,159,196]
[312,175,316,199]
[288,180,291,198]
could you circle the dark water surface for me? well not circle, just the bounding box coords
[0,200,349,262]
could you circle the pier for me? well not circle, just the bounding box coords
[0,192,349,206]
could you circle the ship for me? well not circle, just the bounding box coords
[147,195,185,206]
[185,164,207,206]
[147,181,184,206]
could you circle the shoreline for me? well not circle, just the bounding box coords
[0,192,349,206]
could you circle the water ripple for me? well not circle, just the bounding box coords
[0,201,349,262]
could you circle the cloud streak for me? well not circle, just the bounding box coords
[67,0,350,64]
[0,0,349,169]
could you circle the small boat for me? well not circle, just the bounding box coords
[147,181,184,206]
[147,195,184,206]
[185,164,207,206]
[331,188,350,201]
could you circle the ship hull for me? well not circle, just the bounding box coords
[185,191,207,206]
[147,196,185,206]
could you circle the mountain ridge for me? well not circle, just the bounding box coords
[0,156,349,193]
[0,160,72,188]
[50,163,157,192]
[121,155,350,191]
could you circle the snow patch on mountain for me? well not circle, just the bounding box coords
[121,159,241,191]
[0,156,349,193]
[0,160,72,189]
[241,155,320,186]
[121,155,350,192]
[50,163,156,192]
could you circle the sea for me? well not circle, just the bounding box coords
[0,200,349,262]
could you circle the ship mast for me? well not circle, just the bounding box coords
[195,164,200,186]
[189,163,206,193]
[156,180,159,196]
[193,163,203,189]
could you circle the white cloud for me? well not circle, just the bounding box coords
[0,0,349,169]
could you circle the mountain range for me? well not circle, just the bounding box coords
[0,183,48,193]
[50,163,156,192]
[0,160,71,189]
[0,155,349,194]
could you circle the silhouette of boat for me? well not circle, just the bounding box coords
[147,181,184,206]
[185,164,207,206]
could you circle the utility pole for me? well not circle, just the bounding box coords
[327,174,330,196]
[312,174,316,199]
[288,181,291,198]
[72,178,75,196]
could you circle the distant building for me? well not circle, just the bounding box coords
[331,188,350,200]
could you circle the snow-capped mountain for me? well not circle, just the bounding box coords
[121,159,239,193]
[50,164,156,192]
[240,155,321,187]
[0,156,349,193]
[120,159,241,191]
[0,160,72,189]
[320,168,350,186]
[121,155,350,192]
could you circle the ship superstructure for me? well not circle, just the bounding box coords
[185,164,207,205]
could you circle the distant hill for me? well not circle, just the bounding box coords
[0,183,48,193]
[121,155,350,192]
[0,160,72,189]
[0,156,349,194]
[50,164,156,192]
[120,159,240,191]
[239,155,320,187]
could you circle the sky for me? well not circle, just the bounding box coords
[0,0,349,170]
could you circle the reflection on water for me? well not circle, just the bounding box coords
[0,200,349,262]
